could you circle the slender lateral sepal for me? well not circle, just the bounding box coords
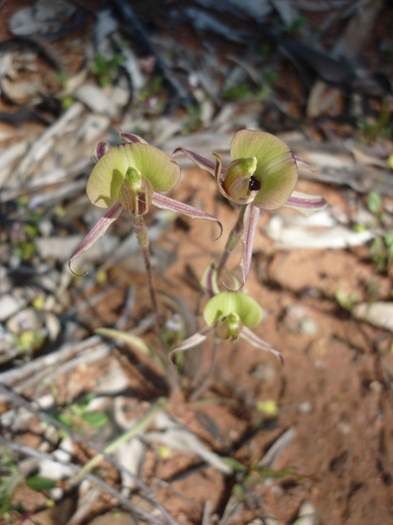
[241,204,260,286]
[169,328,212,360]
[173,147,216,175]
[239,326,283,363]
[285,191,327,215]
[152,193,223,239]
[69,203,122,275]
[201,263,220,297]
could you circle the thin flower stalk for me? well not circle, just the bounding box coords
[216,204,247,279]
[134,214,161,327]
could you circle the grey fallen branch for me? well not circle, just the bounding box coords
[0,384,178,525]
[0,437,172,525]
[0,336,109,391]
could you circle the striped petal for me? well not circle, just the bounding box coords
[68,203,122,275]
[240,327,283,363]
[241,204,260,285]
[152,193,223,238]
[173,147,216,175]
[285,191,327,215]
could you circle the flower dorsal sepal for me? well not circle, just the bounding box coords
[230,130,298,210]
[87,143,181,210]
[203,291,263,341]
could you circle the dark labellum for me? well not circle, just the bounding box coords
[248,176,261,192]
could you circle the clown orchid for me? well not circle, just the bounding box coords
[170,290,282,363]
[175,129,326,286]
[69,132,222,274]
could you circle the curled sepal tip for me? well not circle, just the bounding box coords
[152,193,223,239]
[68,202,122,276]
[240,326,283,364]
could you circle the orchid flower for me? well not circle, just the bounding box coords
[175,129,327,285]
[69,132,222,273]
[170,290,282,362]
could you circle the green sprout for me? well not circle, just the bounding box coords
[91,53,124,87]
[367,191,382,215]
[56,394,108,433]
[370,231,393,273]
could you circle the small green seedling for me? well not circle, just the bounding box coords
[367,191,382,215]
[57,394,108,433]
[91,53,124,87]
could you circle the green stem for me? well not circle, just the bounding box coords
[70,399,165,485]
[216,205,247,277]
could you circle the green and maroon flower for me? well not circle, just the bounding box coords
[175,129,326,284]
[171,290,282,362]
[69,132,221,273]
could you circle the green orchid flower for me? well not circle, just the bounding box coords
[171,291,282,362]
[69,132,222,273]
[175,129,326,284]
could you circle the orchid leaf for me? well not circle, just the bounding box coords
[69,203,122,275]
[173,147,216,175]
[231,130,297,210]
[152,193,223,238]
[240,326,282,363]
[285,191,327,215]
[203,291,263,328]
[241,204,260,285]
